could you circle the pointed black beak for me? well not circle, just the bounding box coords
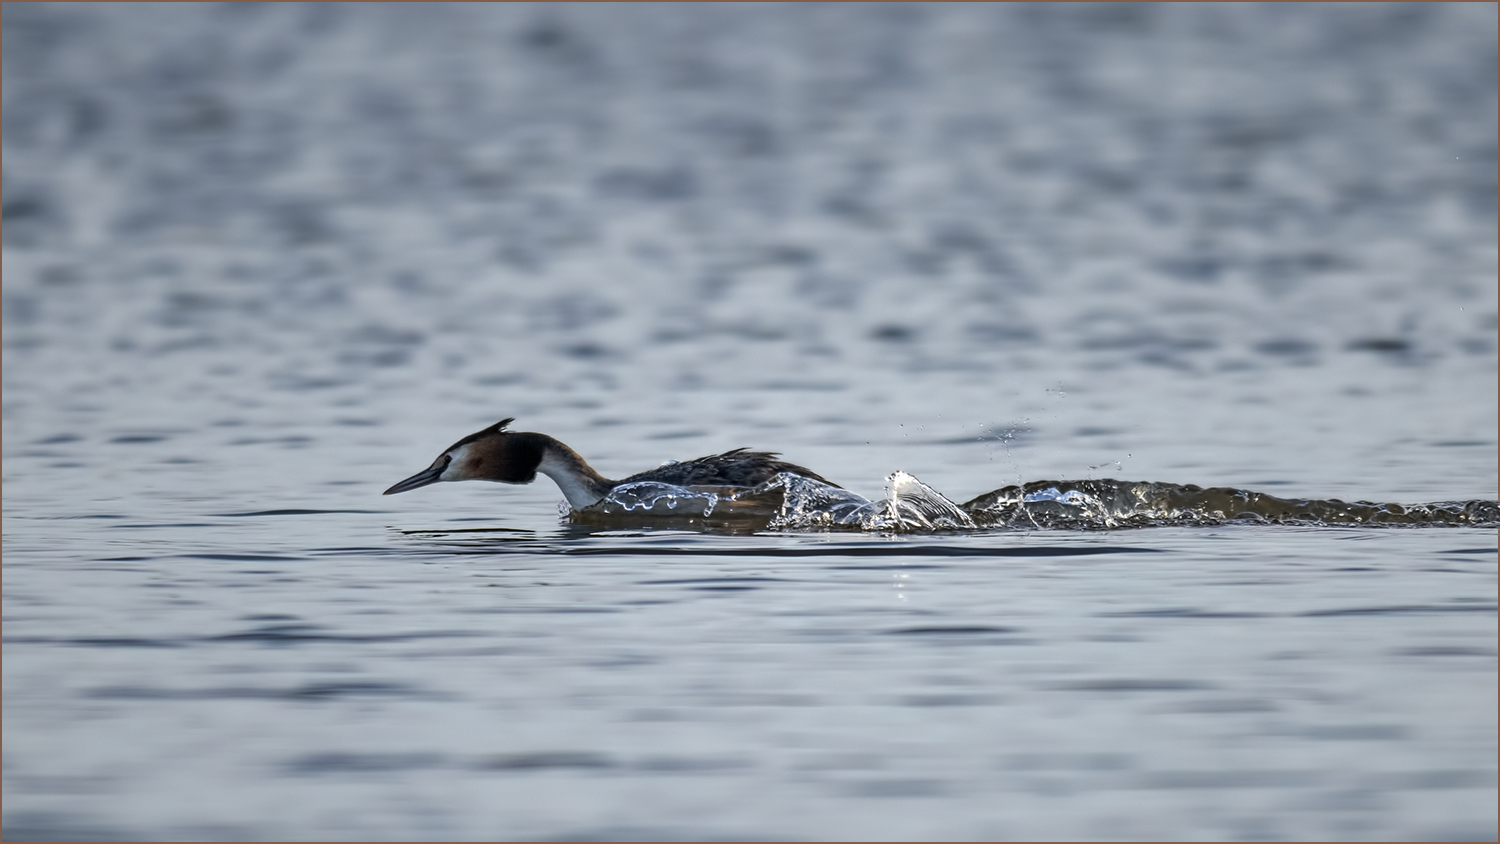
[383,464,445,495]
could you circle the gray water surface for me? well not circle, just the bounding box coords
[4,3,1497,841]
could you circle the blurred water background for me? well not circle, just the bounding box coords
[3,3,1496,840]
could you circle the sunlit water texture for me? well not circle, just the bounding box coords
[4,3,1496,841]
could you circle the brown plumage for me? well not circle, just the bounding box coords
[384,418,837,510]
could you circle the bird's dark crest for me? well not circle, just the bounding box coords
[445,418,515,453]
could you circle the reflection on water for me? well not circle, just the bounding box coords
[4,3,1496,841]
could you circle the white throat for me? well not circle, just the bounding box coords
[536,448,609,510]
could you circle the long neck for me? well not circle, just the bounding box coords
[535,440,616,510]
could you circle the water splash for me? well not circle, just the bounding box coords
[594,481,723,517]
[573,474,1497,532]
[572,479,780,530]
[576,472,973,532]
[964,479,1500,529]
[766,471,975,532]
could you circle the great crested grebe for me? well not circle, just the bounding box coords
[383,418,838,510]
